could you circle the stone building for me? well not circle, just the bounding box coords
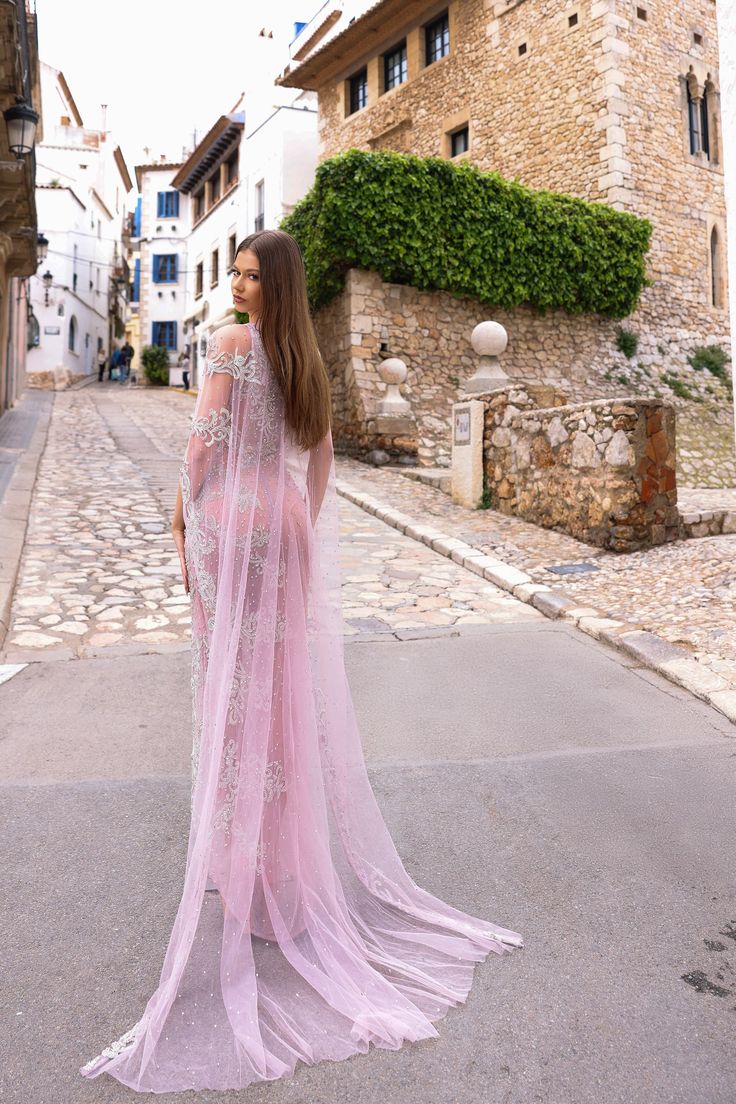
[278,0,731,465]
[27,64,133,389]
[0,0,41,414]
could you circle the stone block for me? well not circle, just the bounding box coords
[482,562,531,591]
[530,589,580,619]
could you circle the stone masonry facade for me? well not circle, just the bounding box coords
[283,0,731,383]
[473,383,679,552]
[313,267,731,474]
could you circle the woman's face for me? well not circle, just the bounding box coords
[230,248,261,321]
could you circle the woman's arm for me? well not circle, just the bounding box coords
[306,426,334,528]
[171,479,188,594]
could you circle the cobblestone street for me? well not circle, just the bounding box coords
[0,383,539,664]
[336,457,736,693]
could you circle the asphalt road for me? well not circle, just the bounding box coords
[1,620,735,1104]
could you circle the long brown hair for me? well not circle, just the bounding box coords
[235,229,331,451]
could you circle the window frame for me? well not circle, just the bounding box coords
[210,247,220,289]
[152,320,177,350]
[383,39,408,93]
[254,179,265,232]
[152,253,178,284]
[450,125,469,157]
[195,261,204,300]
[424,10,450,66]
[156,191,180,219]
[348,66,368,115]
[226,151,239,187]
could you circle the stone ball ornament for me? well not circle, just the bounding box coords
[378,357,408,385]
[471,320,508,358]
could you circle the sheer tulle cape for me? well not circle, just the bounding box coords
[79,321,522,1093]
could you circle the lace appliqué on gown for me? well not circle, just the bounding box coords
[190,406,232,446]
[81,1020,143,1075]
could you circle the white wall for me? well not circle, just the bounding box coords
[28,64,133,379]
[28,187,114,378]
[137,166,190,374]
[244,97,318,230]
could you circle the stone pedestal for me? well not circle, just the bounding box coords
[451,400,485,508]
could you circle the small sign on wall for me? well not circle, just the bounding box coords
[454,406,471,445]
[43,326,61,335]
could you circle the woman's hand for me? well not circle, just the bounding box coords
[172,523,189,594]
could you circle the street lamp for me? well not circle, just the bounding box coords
[37,233,48,265]
[3,97,39,159]
[42,270,53,306]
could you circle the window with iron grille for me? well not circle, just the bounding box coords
[195,262,203,299]
[194,190,204,222]
[383,40,407,91]
[425,11,449,64]
[228,233,237,267]
[450,126,469,156]
[152,321,177,350]
[348,67,368,114]
[211,248,219,288]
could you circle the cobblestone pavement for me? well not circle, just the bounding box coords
[0,385,539,663]
[336,457,736,688]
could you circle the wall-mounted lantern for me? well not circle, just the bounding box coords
[3,97,39,158]
[36,233,49,265]
[42,270,53,306]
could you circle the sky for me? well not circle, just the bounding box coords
[34,0,318,168]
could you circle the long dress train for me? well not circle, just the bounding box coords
[80,321,523,1093]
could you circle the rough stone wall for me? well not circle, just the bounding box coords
[478,385,679,552]
[25,369,88,391]
[612,0,729,365]
[312,0,731,378]
[312,268,718,465]
[318,0,606,198]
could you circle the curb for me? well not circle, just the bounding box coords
[336,478,736,727]
[0,397,54,653]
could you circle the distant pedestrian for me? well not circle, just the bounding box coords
[110,346,121,381]
[179,351,190,391]
[121,340,134,384]
[97,347,107,382]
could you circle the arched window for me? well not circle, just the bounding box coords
[710,227,722,308]
[701,84,710,158]
[68,315,77,352]
[686,79,701,154]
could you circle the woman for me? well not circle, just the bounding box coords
[80,229,523,1093]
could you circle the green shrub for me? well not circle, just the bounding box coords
[281,149,652,317]
[479,473,493,510]
[686,344,730,382]
[615,325,639,357]
[234,309,249,324]
[662,372,694,400]
[141,344,170,386]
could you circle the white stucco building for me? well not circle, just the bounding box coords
[171,81,317,389]
[133,161,190,383]
[27,63,133,386]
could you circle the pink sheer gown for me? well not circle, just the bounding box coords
[80,321,523,1092]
